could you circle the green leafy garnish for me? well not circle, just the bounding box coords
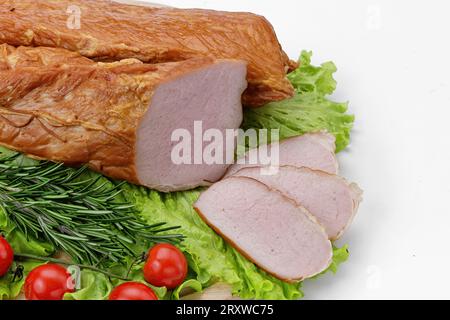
[0,150,183,266]
[243,51,354,152]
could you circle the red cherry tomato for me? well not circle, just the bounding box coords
[0,236,14,277]
[143,243,188,289]
[109,282,158,300]
[24,264,75,300]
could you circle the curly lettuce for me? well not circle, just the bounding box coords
[243,51,354,152]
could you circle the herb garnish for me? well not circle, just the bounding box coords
[0,151,183,265]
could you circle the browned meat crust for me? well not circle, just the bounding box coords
[0,0,296,106]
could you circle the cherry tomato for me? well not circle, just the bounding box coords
[0,236,14,277]
[143,243,188,289]
[24,264,75,300]
[109,282,158,300]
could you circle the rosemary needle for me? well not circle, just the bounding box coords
[0,151,184,266]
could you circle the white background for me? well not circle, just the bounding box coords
[144,0,450,299]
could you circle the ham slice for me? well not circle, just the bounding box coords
[194,176,332,281]
[225,132,339,177]
[0,0,296,107]
[0,45,247,192]
[233,166,362,240]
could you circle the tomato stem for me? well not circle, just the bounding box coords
[14,253,131,281]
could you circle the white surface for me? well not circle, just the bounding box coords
[148,0,450,299]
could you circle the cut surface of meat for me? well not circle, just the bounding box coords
[194,176,332,281]
[233,166,363,240]
[225,132,339,177]
[0,0,296,106]
[0,45,247,191]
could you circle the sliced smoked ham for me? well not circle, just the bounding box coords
[225,132,339,177]
[233,166,362,240]
[194,176,332,281]
[0,45,247,192]
[0,0,296,107]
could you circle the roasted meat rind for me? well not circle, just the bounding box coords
[0,0,296,106]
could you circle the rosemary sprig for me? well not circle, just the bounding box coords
[0,152,183,266]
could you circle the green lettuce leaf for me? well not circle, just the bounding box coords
[1,228,54,257]
[328,245,350,274]
[172,279,203,300]
[242,51,354,152]
[288,51,338,96]
[63,270,113,300]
